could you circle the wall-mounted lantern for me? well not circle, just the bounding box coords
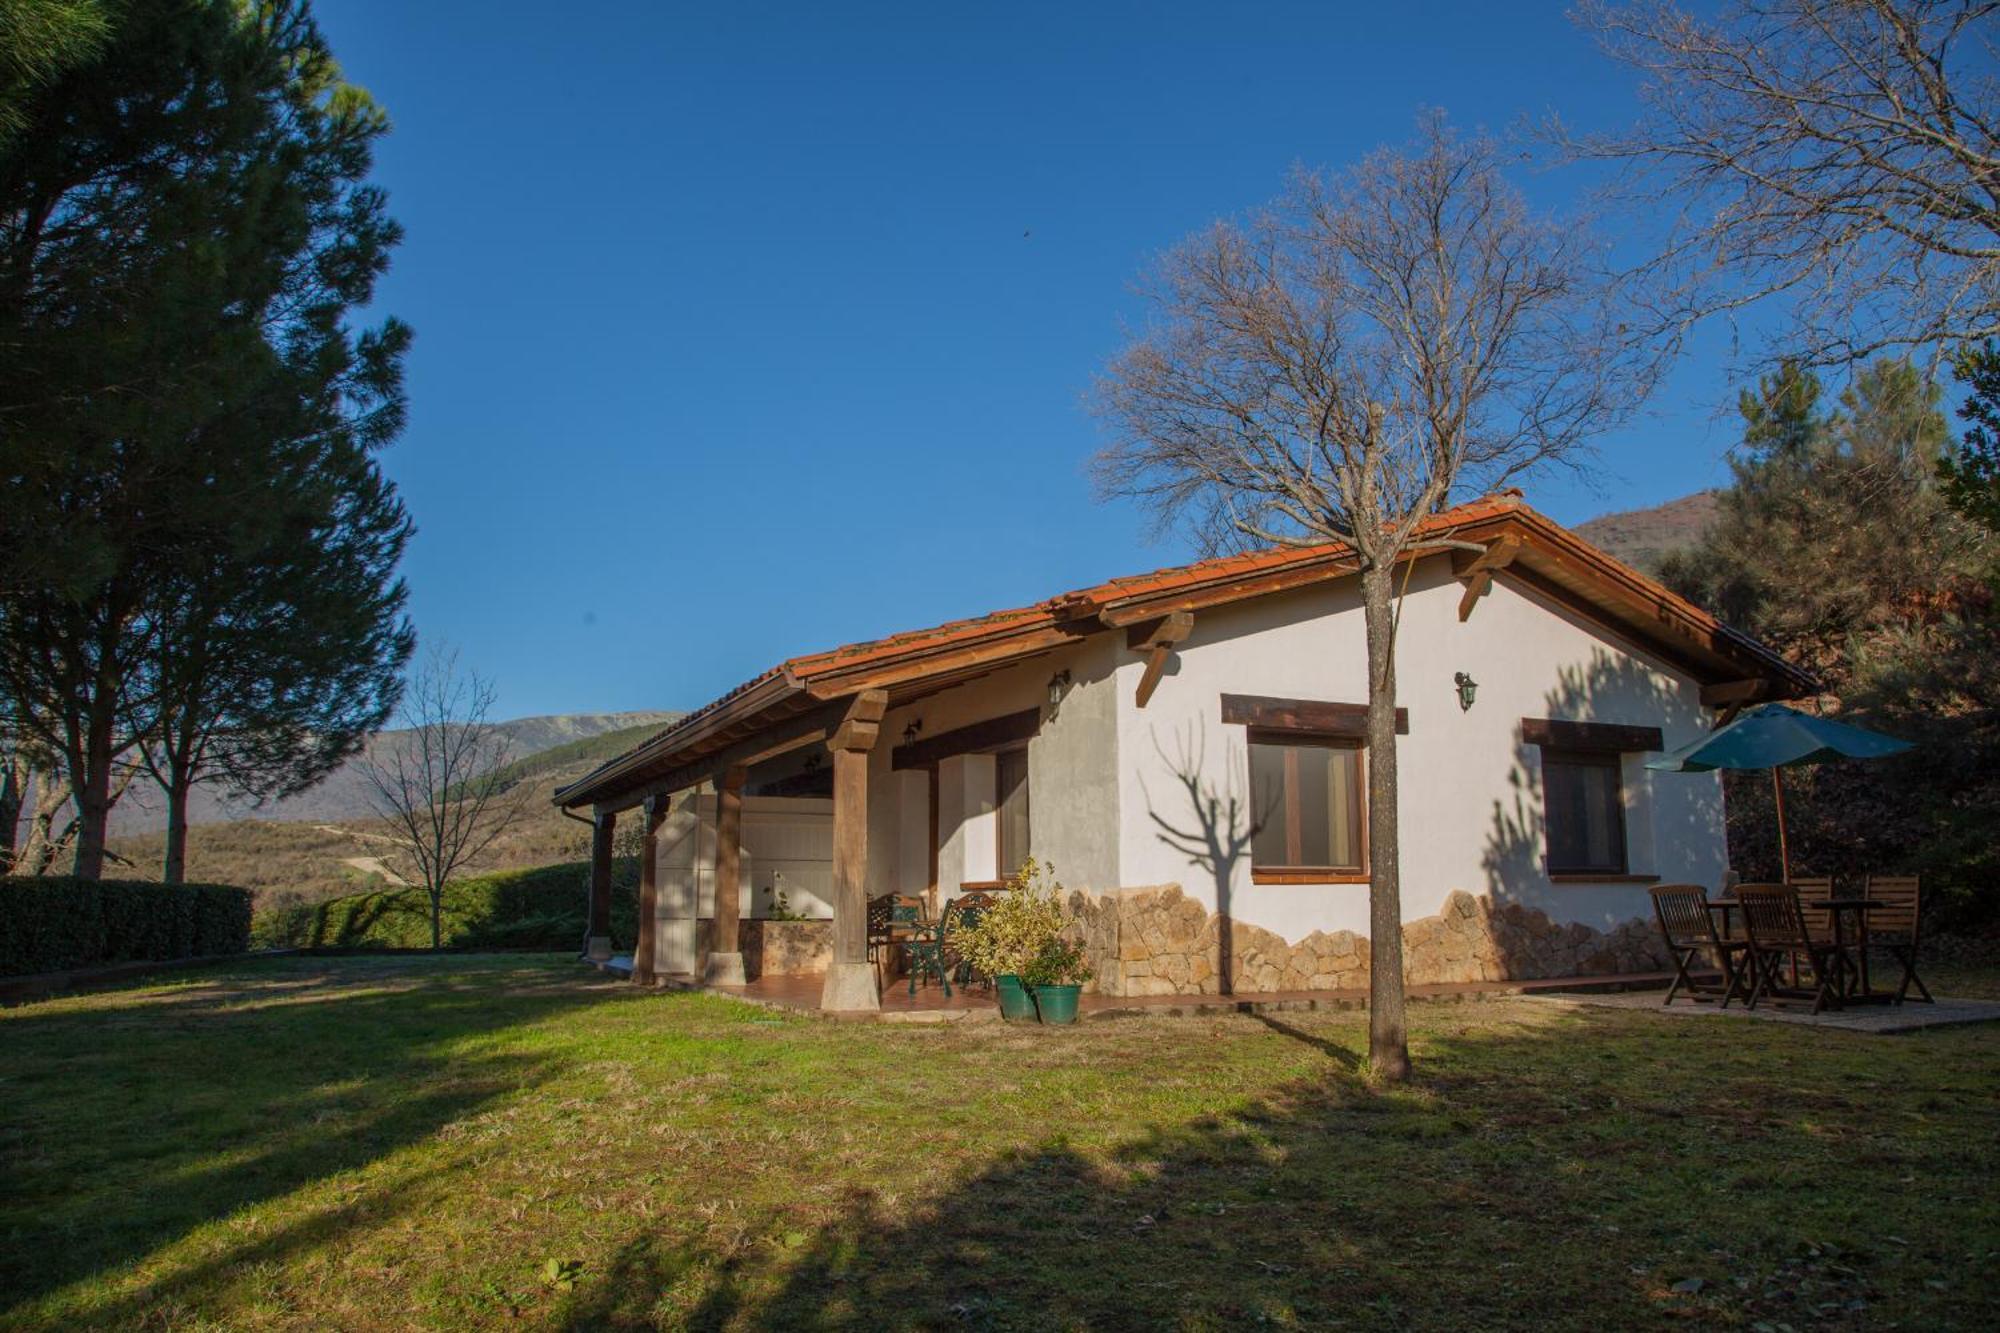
[1047,669,1073,716]
[902,719,923,747]
[1454,671,1479,712]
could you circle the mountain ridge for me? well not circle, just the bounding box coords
[108,709,681,834]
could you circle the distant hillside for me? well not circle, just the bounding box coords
[1573,491,1719,575]
[106,712,683,907]
[108,709,679,835]
[473,717,676,797]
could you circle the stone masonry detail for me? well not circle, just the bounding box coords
[1066,885,1669,996]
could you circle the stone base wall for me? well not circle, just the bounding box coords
[697,919,833,978]
[1067,885,1669,997]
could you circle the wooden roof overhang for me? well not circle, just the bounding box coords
[553,498,1814,813]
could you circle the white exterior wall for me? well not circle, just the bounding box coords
[867,636,1122,899]
[652,794,834,947]
[1113,556,1723,942]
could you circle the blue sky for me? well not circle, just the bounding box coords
[319,1,1760,720]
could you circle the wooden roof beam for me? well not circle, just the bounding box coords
[1127,611,1194,709]
[1453,533,1523,622]
[1700,678,1774,708]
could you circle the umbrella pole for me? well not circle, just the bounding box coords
[1772,766,1792,883]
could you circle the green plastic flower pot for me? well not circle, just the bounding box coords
[1032,983,1082,1025]
[995,974,1036,1022]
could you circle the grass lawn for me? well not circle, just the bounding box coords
[2,956,1997,1331]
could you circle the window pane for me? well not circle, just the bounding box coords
[1249,743,1290,866]
[1544,753,1625,872]
[1293,745,1331,865]
[997,748,1031,878]
[1249,740,1363,871]
[1325,747,1360,868]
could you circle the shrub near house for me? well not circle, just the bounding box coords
[0,879,252,976]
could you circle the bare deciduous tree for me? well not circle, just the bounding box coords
[360,646,527,949]
[1093,114,1652,1082]
[1568,0,2000,366]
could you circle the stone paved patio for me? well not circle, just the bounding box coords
[1524,989,2000,1034]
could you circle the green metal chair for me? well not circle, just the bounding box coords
[901,899,955,997]
[945,890,999,989]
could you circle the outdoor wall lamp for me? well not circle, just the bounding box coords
[1454,671,1479,712]
[1047,669,1073,714]
[902,719,923,747]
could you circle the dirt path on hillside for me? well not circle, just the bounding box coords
[314,822,401,846]
[341,855,409,886]
[312,823,411,886]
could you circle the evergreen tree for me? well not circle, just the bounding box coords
[1940,341,2000,535]
[0,0,111,148]
[137,434,413,883]
[0,0,409,878]
[1663,359,1975,687]
[1664,357,1996,920]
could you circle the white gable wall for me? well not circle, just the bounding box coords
[1113,555,1723,943]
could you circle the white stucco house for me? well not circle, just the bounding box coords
[555,495,1811,1010]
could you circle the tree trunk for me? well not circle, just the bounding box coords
[162,770,192,885]
[430,886,443,951]
[0,757,21,874]
[1360,560,1412,1083]
[71,708,114,880]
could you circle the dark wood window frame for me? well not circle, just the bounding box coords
[1523,717,1664,883]
[1243,725,1370,885]
[995,743,1032,884]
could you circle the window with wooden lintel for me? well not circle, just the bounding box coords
[1247,733,1365,882]
[1522,718,1662,881]
[1221,695,1386,883]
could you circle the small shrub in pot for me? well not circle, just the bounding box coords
[955,858,1091,1023]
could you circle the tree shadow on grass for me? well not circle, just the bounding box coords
[562,1004,1996,1333]
[0,955,639,1324]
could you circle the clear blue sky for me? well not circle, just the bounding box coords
[318,0,1757,720]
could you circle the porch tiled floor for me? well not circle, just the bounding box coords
[632,966,1683,1022]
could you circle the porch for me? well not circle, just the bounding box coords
[592,954,1682,1021]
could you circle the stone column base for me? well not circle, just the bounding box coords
[703,951,747,986]
[584,935,613,962]
[819,961,881,1012]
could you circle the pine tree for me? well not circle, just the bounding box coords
[0,1,409,878]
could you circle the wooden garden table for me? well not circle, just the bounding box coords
[1800,898,1890,1003]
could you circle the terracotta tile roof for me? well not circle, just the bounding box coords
[554,493,1807,808]
[775,494,1520,680]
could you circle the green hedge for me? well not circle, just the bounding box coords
[0,877,254,976]
[251,860,638,952]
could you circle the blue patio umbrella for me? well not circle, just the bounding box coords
[1645,703,1913,881]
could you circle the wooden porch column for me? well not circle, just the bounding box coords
[821,689,888,1011]
[704,767,748,985]
[585,810,615,961]
[632,796,665,984]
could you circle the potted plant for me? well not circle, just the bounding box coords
[956,857,1085,1023]
[1021,936,1093,1025]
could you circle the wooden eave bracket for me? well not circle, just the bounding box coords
[1454,533,1522,622]
[1127,611,1194,709]
[828,689,889,753]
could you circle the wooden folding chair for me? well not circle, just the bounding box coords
[1736,883,1848,1013]
[1787,876,1836,986]
[1864,875,1932,1004]
[1649,884,1747,1006]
